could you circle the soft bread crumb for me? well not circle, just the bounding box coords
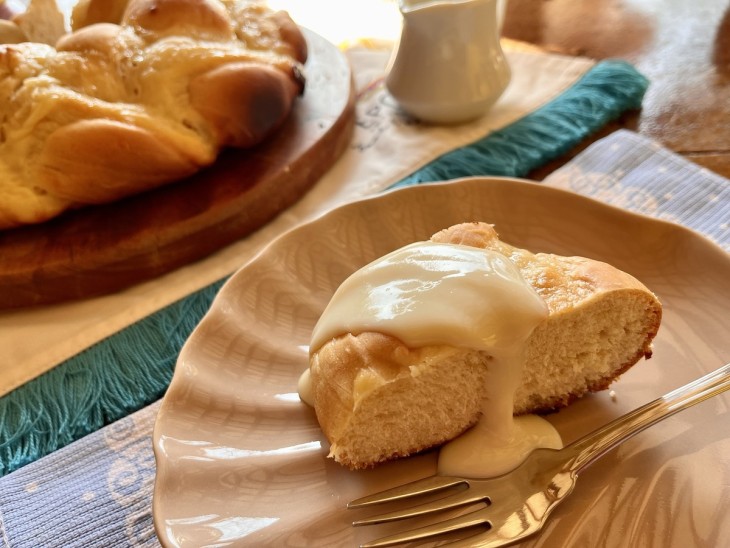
[311,334,491,469]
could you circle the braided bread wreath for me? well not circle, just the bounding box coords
[0,0,308,229]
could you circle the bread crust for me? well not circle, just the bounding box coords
[188,61,300,148]
[310,222,663,469]
[38,119,205,203]
[71,0,130,30]
[269,10,308,64]
[0,20,27,44]
[123,0,234,40]
[0,0,308,229]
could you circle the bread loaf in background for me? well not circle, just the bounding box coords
[309,222,663,469]
[0,0,307,229]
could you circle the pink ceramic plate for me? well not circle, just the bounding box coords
[153,177,730,547]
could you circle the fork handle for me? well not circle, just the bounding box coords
[564,362,730,474]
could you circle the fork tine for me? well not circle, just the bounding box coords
[348,475,467,509]
[353,488,489,526]
[359,506,491,548]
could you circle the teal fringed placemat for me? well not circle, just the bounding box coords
[0,59,648,476]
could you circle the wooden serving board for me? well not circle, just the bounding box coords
[0,30,356,309]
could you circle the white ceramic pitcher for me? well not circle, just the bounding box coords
[385,0,511,124]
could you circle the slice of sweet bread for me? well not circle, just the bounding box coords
[308,222,662,469]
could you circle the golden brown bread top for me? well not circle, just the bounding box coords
[431,222,652,315]
[71,0,131,30]
[0,0,307,229]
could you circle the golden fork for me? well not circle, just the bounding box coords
[349,362,730,547]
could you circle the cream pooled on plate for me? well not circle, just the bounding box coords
[301,222,662,472]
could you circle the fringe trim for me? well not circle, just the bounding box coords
[392,59,648,187]
[0,281,224,476]
[0,59,648,476]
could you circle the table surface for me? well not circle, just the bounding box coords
[503,0,730,181]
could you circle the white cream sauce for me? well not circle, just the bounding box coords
[297,368,314,407]
[438,414,562,477]
[309,242,548,354]
[303,241,563,477]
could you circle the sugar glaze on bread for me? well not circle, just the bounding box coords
[0,0,307,229]
[308,222,662,469]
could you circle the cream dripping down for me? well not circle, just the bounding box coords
[303,241,562,477]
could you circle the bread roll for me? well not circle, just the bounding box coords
[309,222,662,469]
[0,0,307,229]
[71,0,130,30]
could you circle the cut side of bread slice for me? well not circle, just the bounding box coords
[309,222,662,470]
